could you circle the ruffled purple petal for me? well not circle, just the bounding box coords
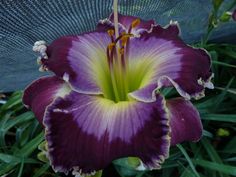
[128,84,157,103]
[40,32,111,94]
[233,9,236,21]
[166,97,203,146]
[44,92,170,174]
[23,76,71,124]
[128,24,213,102]
[97,13,154,35]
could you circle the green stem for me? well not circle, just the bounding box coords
[202,0,236,46]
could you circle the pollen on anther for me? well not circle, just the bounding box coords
[119,48,125,55]
[107,29,115,36]
[121,36,129,46]
[131,19,141,28]
[108,43,116,50]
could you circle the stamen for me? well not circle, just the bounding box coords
[131,18,141,28]
[119,48,125,55]
[106,42,116,68]
[121,31,126,35]
[107,29,115,42]
[128,18,141,33]
[121,36,129,46]
[107,29,115,36]
[114,33,133,44]
[106,0,135,101]
[119,47,125,67]
[108,43,116,50]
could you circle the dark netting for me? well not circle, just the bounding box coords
[0,0,236,92]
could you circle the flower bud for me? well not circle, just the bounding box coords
[220,12,231,22]
[127,157,141,168]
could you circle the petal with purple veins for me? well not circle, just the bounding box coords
[128,24,213,102]
[39,32,114,96]
[23,76,71,124]
[44,92,170,174]
[166,97,203,146]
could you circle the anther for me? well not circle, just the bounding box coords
[131,19,141,28]
[114,33,133,43]
[123,34,134,38]
[121,36,129,46]
[108,43,116,50]
[119,48,125,55]
[107,29,115,36]
[121,31,126,36]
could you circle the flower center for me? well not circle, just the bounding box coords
[103,19,141,102]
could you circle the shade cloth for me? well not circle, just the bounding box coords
[0,0,235,92]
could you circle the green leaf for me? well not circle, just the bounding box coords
[176,144,200,177]
[223,137,236,153]
[201,114,236,123]
[0,113,11,147]
[17,158,24,177]
[203,130,213,138]
[0,92,22,111]
[4,112,34,131]
[212,61,236,68]
[215,87,236,95]
[179,163,195,177]
[201,138,229,177]
[0,153,39,164]
[17,131,44,157]
[0,163,17,176]
[32,164,50,177]
[218,49,236,59]
[224,157,236,162]
[193,159,236,176]
[0,153,19,163]
[212,77,234,111]
[113,158,141,176]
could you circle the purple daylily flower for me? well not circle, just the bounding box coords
[23,14,213,176]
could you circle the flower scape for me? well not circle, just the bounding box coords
[23,13,213,176]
